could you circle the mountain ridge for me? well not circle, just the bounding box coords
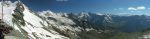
[1,1,150,39]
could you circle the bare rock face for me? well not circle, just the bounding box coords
[0,19,14,39]
[12,2,25,26]
[0,19,13,34]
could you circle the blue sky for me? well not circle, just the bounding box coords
[9,0,150,15]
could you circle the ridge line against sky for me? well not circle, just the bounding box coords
[1,0,150,15]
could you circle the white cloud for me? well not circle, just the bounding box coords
[128,7,137,10]
[56,0,69,2]
[137,6,145,10]
[128,6,145,10]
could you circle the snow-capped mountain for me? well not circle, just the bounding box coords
[1,1,150,39]
[1,1,69,39]
[1,1,102,39]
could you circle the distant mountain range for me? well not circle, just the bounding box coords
[1,1,150,39]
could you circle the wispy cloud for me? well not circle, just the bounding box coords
[128,6,145,10]
[114,8,124,10]
[148,8,150,10]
